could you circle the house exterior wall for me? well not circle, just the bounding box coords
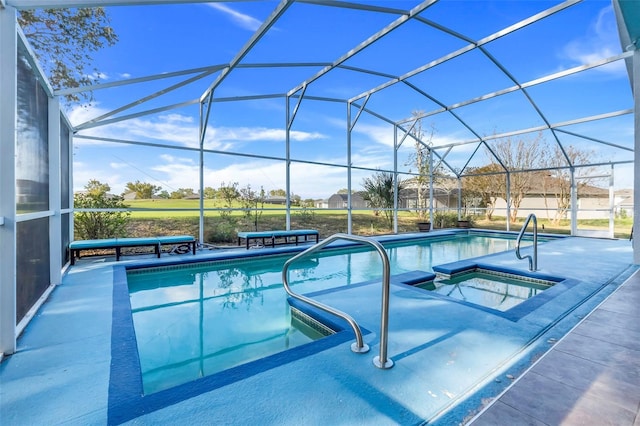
[493,195,611,220]
[327,194,368,209]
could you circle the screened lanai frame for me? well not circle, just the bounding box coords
[61,0,635,238]
[0,0,639,356]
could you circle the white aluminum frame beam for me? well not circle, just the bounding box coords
[0,4,17,355]
[7,0,255,9]
[76,69,217,130]
[200,0,293,103]
[633,49,640,263]
[49,98,62,285]
[287,0,436,97]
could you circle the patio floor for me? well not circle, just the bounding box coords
[470,268,640,425]
[1,233,638,425]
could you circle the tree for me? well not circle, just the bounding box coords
[361,172,405,229]
[462,164,504,220]
[203,186,217,199]
[157,190,170,199]
[170,188,195,199]
[218,182,240,222]
[18,8,118,104]
[490,133,546,222]
[74,180,129,239]
[239,185,266,231]
[125,180,161,199]
[405,110,437,220]
[85,179,110,197]
[269,189,286,197]
[541,144,598,224]
[218,182,239,204]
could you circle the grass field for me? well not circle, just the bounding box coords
[118,199,633,244]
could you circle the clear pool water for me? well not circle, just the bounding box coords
[127,233,534,393]
[417,270,556,312]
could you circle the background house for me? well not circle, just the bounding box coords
[327,193,369,209]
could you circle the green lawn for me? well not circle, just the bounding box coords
[118,199,632,243]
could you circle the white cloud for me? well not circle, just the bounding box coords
[561,5,626,75]
[158,154,195,164]
[70,105,326,150]
[352,122,394,147]
[73,161,124,193]
[109,162,129,169]
[208,3,262,31]
[207,126,325,144]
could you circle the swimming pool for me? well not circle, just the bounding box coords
[127,233,539,394]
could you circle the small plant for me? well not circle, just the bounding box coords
[295,201,316,225]
[239,184,265,231]
[218,181,240,233]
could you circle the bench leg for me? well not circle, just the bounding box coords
[116,247,121,261]
[156,243,161,258]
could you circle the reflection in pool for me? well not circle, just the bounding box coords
[417,269,557,311]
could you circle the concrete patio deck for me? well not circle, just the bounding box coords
[470,268,640,425]
[0,233,638,425]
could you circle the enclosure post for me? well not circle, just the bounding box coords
[609,164,615,238]
[634,48,640,263]
[198,101,205,244]
[428,148,434,230]
[285,95,292,230]
[457,177,462,220]
[506,172,511,232]
[0,5,17,355]
[49,98,62,285]
[346,103,353,234]
[570,167,577,236]
[393,126,398,234]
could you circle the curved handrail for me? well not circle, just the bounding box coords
[515,213,538,271]
[281,233,394,369]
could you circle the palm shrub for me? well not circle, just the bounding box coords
[362,172,405,229]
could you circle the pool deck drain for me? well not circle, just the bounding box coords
[0,235,638,425]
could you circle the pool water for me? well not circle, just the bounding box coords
[417,270,556,311]
[127,234,535,393]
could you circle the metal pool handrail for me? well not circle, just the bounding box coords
[281,233,394,369]
[516,213,538,271]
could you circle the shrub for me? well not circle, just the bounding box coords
[74,180,130,239]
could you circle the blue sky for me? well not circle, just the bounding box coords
[65,0,635,199]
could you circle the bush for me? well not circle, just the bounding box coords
[74,180,130,239]
[206,221,238,243]
[433,212,458,228]
[294,205,316,226]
